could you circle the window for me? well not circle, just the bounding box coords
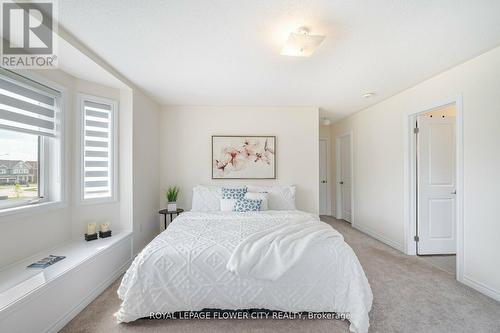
[79,95,117,202]
[0,69,61,211]
[0,130,41,208]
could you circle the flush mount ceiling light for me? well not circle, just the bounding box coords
[363,92,376,99]
[321,118,331,126]
[280,27,326,57]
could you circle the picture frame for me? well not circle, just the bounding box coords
[212,135,276,179]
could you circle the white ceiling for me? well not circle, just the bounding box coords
[58,0,500,121]
[58,36,128,90]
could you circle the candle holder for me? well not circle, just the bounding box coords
[84,233,98,241]
[99,230,112,238]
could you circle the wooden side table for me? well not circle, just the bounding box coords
[159,208,184,230]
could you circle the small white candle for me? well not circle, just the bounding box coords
[100,223,110,232]
[87,223,96,235]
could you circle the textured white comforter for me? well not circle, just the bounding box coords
[116,211,373,333]
[227,219,344,281]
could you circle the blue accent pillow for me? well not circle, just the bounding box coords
[234,198,262,212]
[222,187,247,199]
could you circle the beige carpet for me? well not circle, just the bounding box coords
[419,254,456,275]
[60,217,500,333]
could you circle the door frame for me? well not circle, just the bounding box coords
[335,131,354,222]
[403,95,464,282]
[319,137,332,216]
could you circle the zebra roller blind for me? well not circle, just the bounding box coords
[0,71,59,137]
[82,99,114,200]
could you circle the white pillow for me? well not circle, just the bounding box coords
[220,198,236,211]
[191,185,221,211]
[244,192,269,211]
[246,185,296,210]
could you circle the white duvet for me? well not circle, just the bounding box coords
[116,210,373,333]
[227,219,344,281]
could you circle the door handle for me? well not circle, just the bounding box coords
[339,181,344,185]
[321,180,327,183]
[451,190,456,195]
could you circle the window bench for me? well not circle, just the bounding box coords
[0,231,132,333]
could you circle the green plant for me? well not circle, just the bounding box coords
[165,186,180,202]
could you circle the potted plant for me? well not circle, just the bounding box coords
[165,186,180,212]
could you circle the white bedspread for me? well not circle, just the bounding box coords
[227,220,343,281]
[116,211,373,333]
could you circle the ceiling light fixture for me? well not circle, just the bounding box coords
[363,92,376,99]
[281,27,326,57]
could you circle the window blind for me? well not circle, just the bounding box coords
[0,72,58,137]
[83,100,113,199]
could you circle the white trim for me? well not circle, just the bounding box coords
[0,200,66,218]
[319,137,332,216]
[403,95,464,283]
[77,93,119,205]
[352,223,405,252]
[335,131,354,222]
[455,96,464,282]
[461,275,500,303]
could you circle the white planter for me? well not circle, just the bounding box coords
[167,202,177,212]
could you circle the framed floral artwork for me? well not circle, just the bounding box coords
[212,136,276,179]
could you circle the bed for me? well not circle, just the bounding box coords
[116,186,373,333]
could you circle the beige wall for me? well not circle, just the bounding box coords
[132,90,161,254]
[421,104,456,118]
[160,106,319,213]
[330,45,500,300]
[119,89,134,249]
[319,124,331,139]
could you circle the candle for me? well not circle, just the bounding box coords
[87,223,96,235]
[100,223,110,232]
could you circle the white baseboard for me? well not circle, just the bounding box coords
[354,224,500,303]
[46,258,132,333]
[461,275,500,303]
[352,223,405,253]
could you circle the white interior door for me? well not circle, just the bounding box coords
[319,139,328,215]
[417,114,456,254]
[338,135,352,222]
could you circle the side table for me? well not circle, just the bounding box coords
[158,208,184,230]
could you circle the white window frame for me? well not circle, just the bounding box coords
[0,70,67,217]
[78,93,118,204]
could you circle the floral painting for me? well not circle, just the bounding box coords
[212,136,276,179]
